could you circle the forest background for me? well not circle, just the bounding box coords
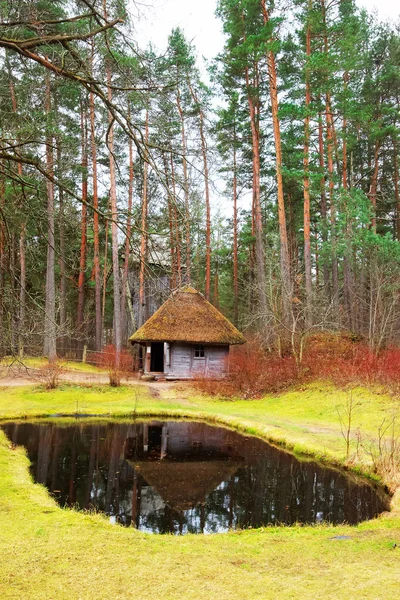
[0,0,399,382]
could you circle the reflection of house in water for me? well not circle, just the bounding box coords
[125,422,244,513]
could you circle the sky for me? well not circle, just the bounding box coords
[133,0,400,63]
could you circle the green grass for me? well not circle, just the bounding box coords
[0,355,108,373]
[0,381,400,599]
[0,383,149,419]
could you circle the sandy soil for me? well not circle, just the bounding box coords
[0,367,181,393]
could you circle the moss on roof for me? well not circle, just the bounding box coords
[129,288,246,345]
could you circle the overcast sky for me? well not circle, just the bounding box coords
[133,0,400,63]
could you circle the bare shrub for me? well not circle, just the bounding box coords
[336,391,361,460]
[360,414,400,492]
[33,360,65,390]
[196,332,400,400]
[195,338,299,399]
[91,344,133,387]
[304,334,400,393]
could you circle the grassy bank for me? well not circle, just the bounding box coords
[0,381,400,599]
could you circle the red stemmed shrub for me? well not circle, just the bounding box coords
[304,335,400,392]
[34,360,65,390]
[195,338,298,399]
[91,344,133,386]
[195,332,400,399]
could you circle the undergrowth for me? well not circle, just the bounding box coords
[195,333,400,400]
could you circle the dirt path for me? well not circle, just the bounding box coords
[0,368,189,397]
[0,369,139,387]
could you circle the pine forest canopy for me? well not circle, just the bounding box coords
[0,0,399,366]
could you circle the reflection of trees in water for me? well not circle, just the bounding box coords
[1,421,390,533]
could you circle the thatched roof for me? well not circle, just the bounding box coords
[132,459,243,512]
[129,287,246,345]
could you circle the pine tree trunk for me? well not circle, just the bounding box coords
[303,1,312,324]
[10,234,16,353]
[170,152,182,287]
[233,140,239,326]
[57,142,67,356]
[394,136,400,241]
[103,0,121,366]
[163,151,176,290]
[318,109,330,293]
[9,71,26,357]
[101,197,110,339]
[213,271,219,308]
[139,110,149,327]
[176,89,191,283]
[188,83,211,300]
[90,39,102,351]
[261,0,291,319]
[121,102,134,343]
[321,0,338,310]
[44,71,57,361]
[342,73,349,189]
[77,98,88,353]
[0,164,5,353]
[341,72,355,330]
[245,62,268,324]
[326,93,339,307]
[18,223,26,358]
[368,140,380,233]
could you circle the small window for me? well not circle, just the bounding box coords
[194,345,205,358]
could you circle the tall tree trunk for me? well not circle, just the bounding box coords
[233,140,239,326]
[303,0,312,324]
[77,98,88,353]
[341,72,355,330]
[139,109,149,327]
[0,163,5,352]
[8,68,26,356]
[18,224,26,358]
[368,140,380,233]
[103,0,121,366]
[326,93,339,307]
[342,73,349,190]
[321,0,338,310]
[176,88,191,283]
[261,0,291,317]
[90,39,102,351]
[121,102,134,343]
[170,151,182,287]
[245,61,268,323]
[10,234,16,353]
[163,151,176,290]
[394,135,400,241]
[101,197,110,339]
[44,70,57,361]
[188,83,211,300]
[318,108,330,293]
[57,141,67,356]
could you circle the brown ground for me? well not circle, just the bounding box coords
[0,366,181,393]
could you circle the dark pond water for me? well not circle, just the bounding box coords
[2,420,390,534]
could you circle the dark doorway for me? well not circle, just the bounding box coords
[150,342,164,372]
[148,425,162,456]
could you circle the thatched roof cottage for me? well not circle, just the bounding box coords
[129,287,246,379]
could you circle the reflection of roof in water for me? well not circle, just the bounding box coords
[131,459,243,513]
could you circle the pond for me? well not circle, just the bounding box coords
[2,419,390,534]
